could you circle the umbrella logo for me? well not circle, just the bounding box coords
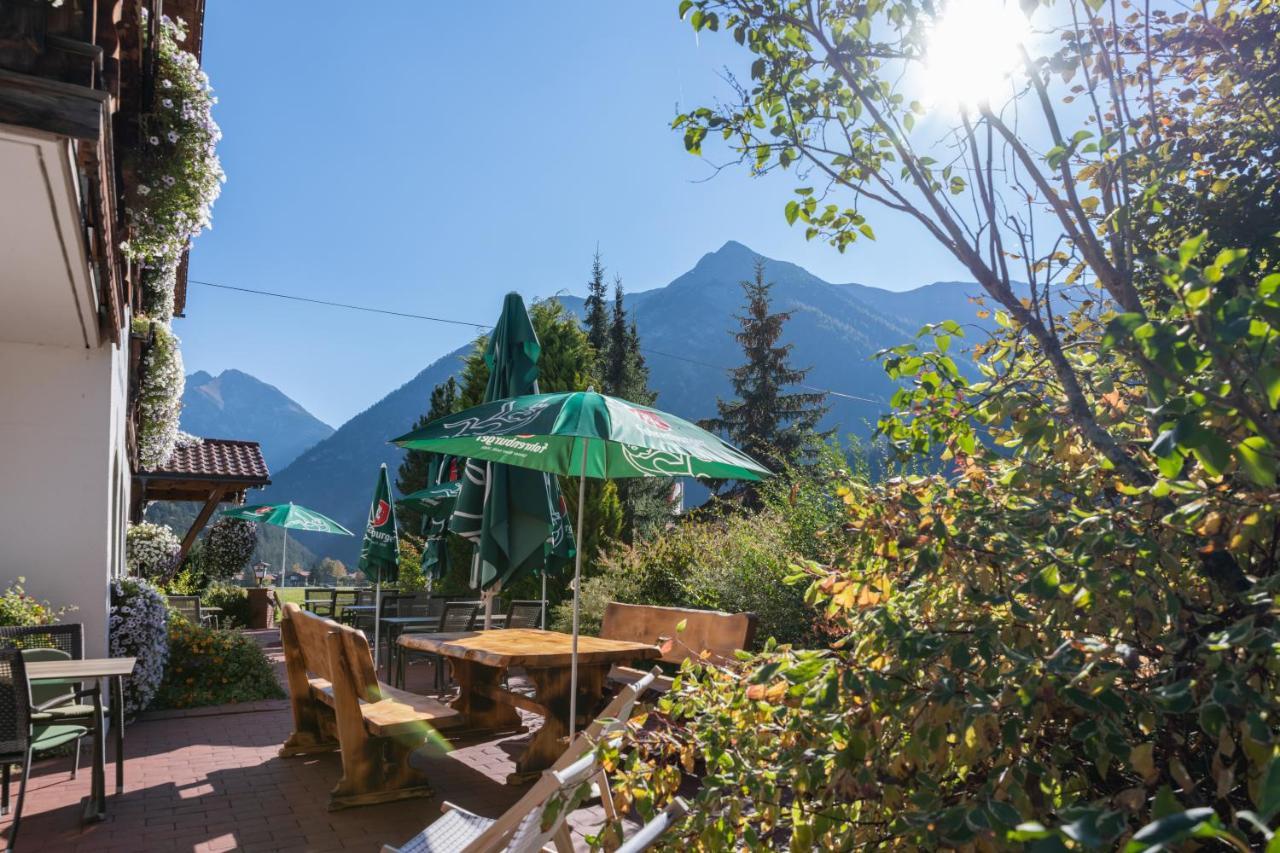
[632,408,672,431]
[371,499,391,526]
[253,506,272,516]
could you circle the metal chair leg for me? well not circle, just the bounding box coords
[72,738,80,779]
[10,748,32,848]
[2,761,9,815]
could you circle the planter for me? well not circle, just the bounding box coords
[246,587,275,629]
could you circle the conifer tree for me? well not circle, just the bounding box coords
[704,260,829,475]
[602,276,670,540]
[396,376,459,533]
[583,251,610,361]
[604,276,654,404]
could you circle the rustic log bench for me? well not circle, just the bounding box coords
[599,602,758,692]
[277,602,462,810]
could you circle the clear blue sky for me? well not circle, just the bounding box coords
[180,1,966,428]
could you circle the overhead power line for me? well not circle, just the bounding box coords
[190,279,490,329]
[188,278,888,407]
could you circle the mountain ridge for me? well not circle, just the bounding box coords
[257,241,987,563]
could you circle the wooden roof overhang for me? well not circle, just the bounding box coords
[132,437,270,561]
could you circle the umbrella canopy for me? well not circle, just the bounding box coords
[393,388,769,739]
[358,464,400,584]
[220,501,352,588]
[397,456,462,582]
[398,479,462,520]
[449,292,575,593]
[393,391,772,481]
[221,502,353,534]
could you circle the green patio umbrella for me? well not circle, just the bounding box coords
[399,454,463,588]
[450,293,575,627]
[393,388,770,735]
[358,464,400,668]
[220,502,353,589]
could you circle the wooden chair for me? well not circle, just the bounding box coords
[381,666,665,853]
[600,602,757,694]
[277,602,462,809]
[0,648,93,848]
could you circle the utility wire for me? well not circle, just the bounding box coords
[188,278,888,407]
[190,279,490,329]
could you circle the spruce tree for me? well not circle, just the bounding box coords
[583,251,610,361]
[603,276,670,541]
[396,376,459,533]
[704,260,829,475]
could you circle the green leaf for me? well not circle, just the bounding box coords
[1237,436,1277,486]
[1125,809,1217,852]
[785,200,800,225]
[1258,755,1280,819]
[675,618,688,633]
[1178,232,1208,266]
[1258,364,1280,409]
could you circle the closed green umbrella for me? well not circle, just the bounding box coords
[450,293,575,626]
[393,389,769,735]
[402,454,463,586]
[220,502,353,589]
[358,464,400,668]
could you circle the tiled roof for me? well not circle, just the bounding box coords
[140,438,270,483]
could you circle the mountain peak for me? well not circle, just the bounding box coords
[699,240,761,267]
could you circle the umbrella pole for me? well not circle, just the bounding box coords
[373,581,382,671]
[483,590,494,630]
[569,438,588,741]
[541,573,547,629]
[281,530,288,591]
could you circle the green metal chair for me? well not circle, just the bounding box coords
[0,647,92,848]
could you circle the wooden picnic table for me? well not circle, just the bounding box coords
[27,656,135,821]
[398,628,658,780]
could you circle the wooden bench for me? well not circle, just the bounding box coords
[599,602,758,692]
[278,602,462,810]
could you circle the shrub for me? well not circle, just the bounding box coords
[152,616,283,709]
[0,577,76,627]
[200,581,251,628]
[554,505,825,648]
[109,577,168,717]
[202,517,257,582]
[126,520,181,581]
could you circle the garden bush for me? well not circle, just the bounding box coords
[200,581,252,628]
[0,577,75,627]
[152,615,283,709]
[109,577,168,717]
[553,456,844,647]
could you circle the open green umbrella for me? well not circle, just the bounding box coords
[393,389,769,735]
[450,293,575,626]
[220,502,353,589]
[359,464,400,668]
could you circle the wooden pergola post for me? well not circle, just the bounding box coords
[175,484,230,563]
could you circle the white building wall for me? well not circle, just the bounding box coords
[0,337,129,656]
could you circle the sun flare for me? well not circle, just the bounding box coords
[923,0,1031,109]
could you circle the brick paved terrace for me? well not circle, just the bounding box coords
[0,631,618,852]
